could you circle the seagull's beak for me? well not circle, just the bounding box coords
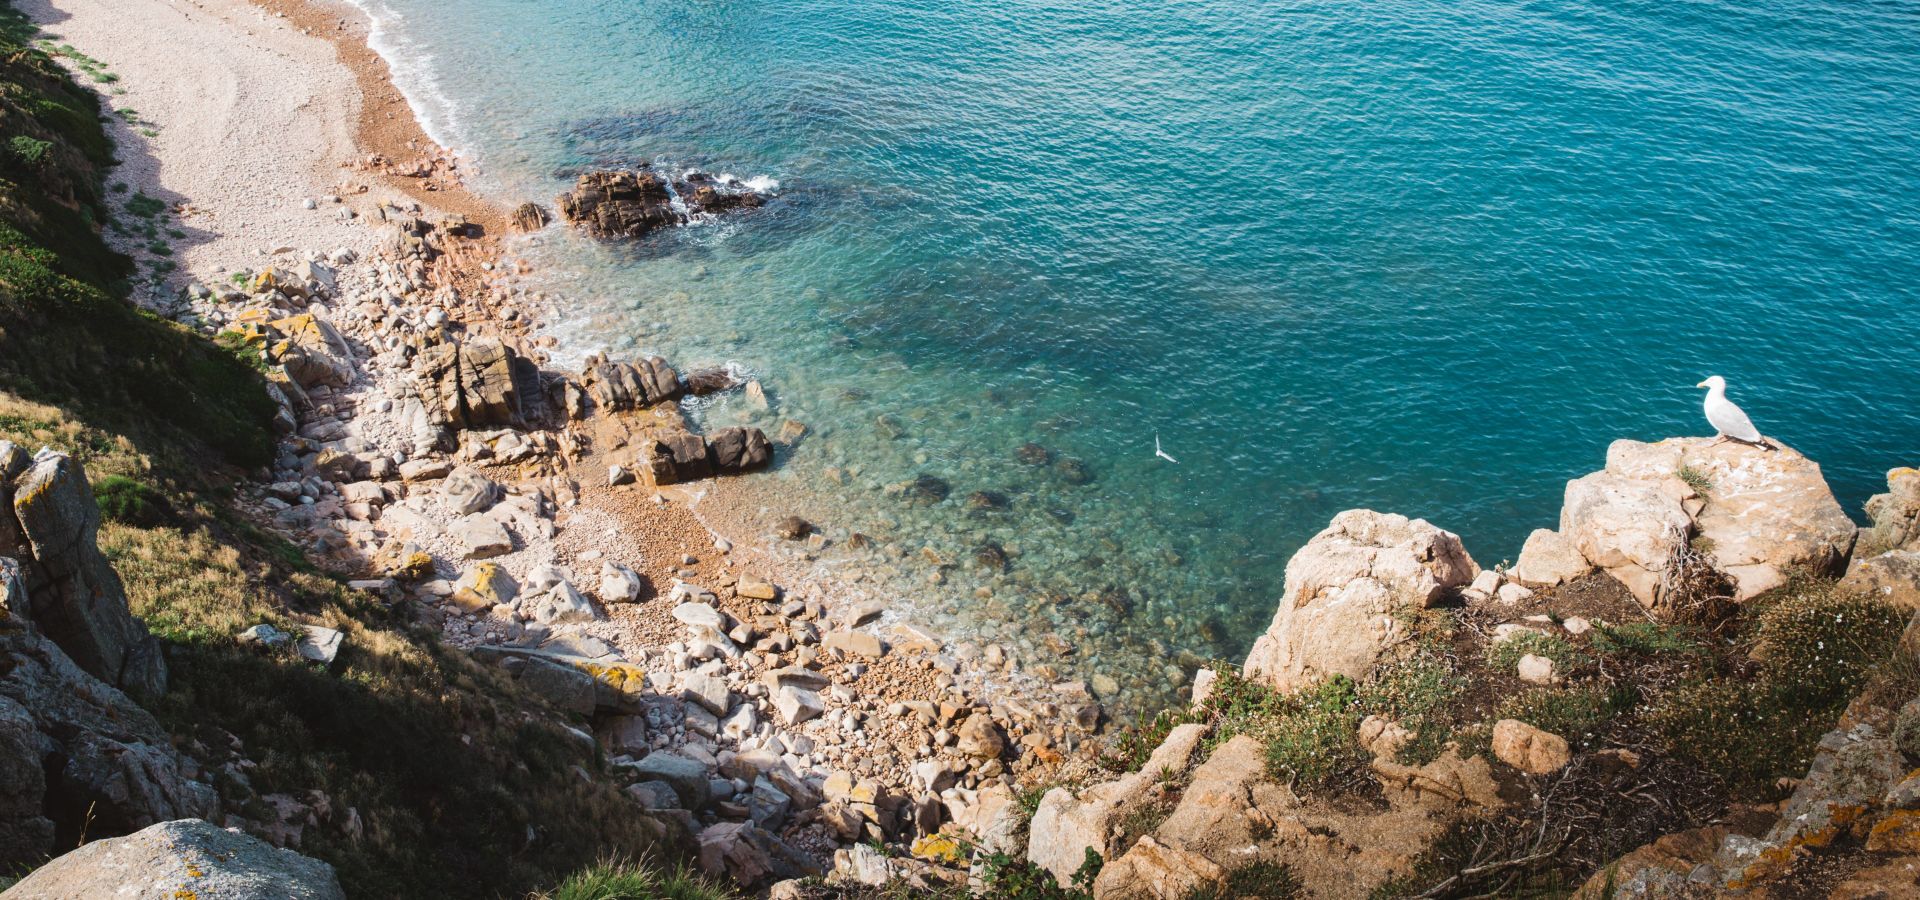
[1695,380,1709,389]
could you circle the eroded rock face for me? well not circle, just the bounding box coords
[4,818,343,899]
[2,445,166,697]
[1842,550,1920,611]
[580,354,683,412]
[1,576,214,867]
[412,338,531,431]
[1243,510,1478,692]
[1864,466,1920,554]
[556,168,767,241]
[1559,438,1856,605]
[641,427,774,486]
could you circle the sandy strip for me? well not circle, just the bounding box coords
[20,0,502,298]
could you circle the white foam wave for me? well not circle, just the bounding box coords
[338,0,472,163]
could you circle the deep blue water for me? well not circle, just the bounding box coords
[356,0,1920,708]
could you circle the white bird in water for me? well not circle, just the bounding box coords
[1154,434,1178,464]
[1696,375,1774,449]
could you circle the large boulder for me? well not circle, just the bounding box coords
[1243,510,1477,692]
[1026,724,1208,887]
[696,822,814,888]
[1559,438,1856,605]
[1842,550,1920,611]
[412,339,530,431]
[557,168,766,242]
[1,446,166,697]
[267,313,353,389]
[1864,467,1920,554]
[1508,528,1592,586]
[2,818,343,899]
[579,354,682,412]
[641,427,774,486]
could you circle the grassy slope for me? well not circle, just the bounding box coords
[0,5,275,469]
[0,10,680,896]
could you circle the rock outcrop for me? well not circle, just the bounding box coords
[1864,466,1920,554]
[579,353,684,413]
[1,443,166,696]
[556,167,767,241]
[2,818,343,899]
[1243,510,1478,692]
[640,426,772,486]
[412,338,535,431]
[1,566,214,867]
[1558,438,1855,605]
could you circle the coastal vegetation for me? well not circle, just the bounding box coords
[0,6,687,895]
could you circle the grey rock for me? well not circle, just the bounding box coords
[630,753,711,809]
[2,819,342,899]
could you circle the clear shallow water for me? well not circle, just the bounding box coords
[355,0,1920,712]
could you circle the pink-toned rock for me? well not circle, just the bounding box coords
[1560,438,1855,606]
[1492,719,1571,774]
[1244,510,1477,692]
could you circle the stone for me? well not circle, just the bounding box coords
[453,516,513,559]
[762,666,831,692]
[1094,836,1226,900]
[823,630,885,658]
[598,562,645,604]
[1491,719,1571,774]
[626,781,680,810]
[399,458,452,481]
[640,432,712,485]
[708,427,773,475]
[956,714,1006,760]
[1244,510,1477,692]
[237,623,292,649]
[296,626,343,667]
[1517,653,1557,685]
[696,822,812,888]
[1842,549,1920,611]
[515,657,596,715]
[1560,438,1856,605]
[630,752,712,809]
[510,201,552,232]
[774,686,825,726]
[559,169,766,242]
[441,466,499,515]
[518,569,599,625]
[737,580,779,601]
[3,448,167,696]
[4,818,343,899]
[579,354,683,412]
[412,339,527,430]
[749,776,791,830]
[1865,467,1920,554]
[1496,583,1534,604]
[673,601,727,633]
[451,563,517,613]
[1510,528,1592,586]
[775,516,812,541]
[267,314,353,389]
[683,672,733,716]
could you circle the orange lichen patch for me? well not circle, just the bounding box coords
[577,660,648,694]
[1867,810,1920,853]
[1726,805,1871,891]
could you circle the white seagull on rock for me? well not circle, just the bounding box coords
[1696,375,1774,449]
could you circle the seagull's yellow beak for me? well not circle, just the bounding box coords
[1695,380,1709,389]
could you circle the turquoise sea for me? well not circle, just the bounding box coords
[355,0,1920,711]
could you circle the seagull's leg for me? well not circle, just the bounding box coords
[1707,435,1727,447]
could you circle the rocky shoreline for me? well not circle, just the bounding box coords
[10,0,1920,895]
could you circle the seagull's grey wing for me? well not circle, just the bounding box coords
[1706,396,1764,442]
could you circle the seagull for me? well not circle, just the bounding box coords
[1696,375,1774,450]
[1154,434,1178,464]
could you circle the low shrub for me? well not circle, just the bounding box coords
[532,858,736,900]
[92,474,167,526]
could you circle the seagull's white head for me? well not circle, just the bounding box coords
[1696,375,1726,391]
